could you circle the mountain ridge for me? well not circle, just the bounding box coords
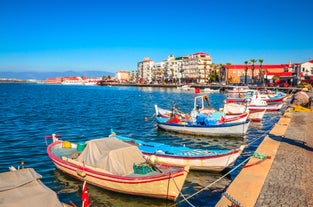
[0,71,115,80]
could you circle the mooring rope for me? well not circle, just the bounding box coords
[169,124,275,206]
[171,155,253,207]
[246,128,271,147]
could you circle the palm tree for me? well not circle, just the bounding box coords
[219,63,224,83]
[226,62,231,85]
[263,68,269,85]
[203,61,207,83]
[250,59,257,84]
[258,59,264,85]
[244,60,249,85]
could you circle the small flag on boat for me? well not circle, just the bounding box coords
[82,181,89,207]
[195,88,200,94]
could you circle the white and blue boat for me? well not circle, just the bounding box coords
[109,131,246,172]
[154,114,250,138]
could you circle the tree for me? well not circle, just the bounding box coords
[203,61,207,83]
[210,64,219,82]
[263,68,269,85]
[226,62,231,85]
[250,59,257,84]
[244,60,249,85]
[272,74,280,85]
[258,59,264,85]
[218,64,224,83]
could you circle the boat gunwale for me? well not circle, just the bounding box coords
[47,141,187,182]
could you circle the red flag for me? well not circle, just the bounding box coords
[82,181,89,207]
[195,88,200,94]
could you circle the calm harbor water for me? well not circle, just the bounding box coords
[0,83,282,207]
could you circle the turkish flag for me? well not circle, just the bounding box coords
[195,88,200,94]
[82,181,89,207]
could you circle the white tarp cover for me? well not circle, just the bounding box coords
[76,138,146,176]
[0,168,64,207]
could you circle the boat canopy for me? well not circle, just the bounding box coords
[76,138,146,176]
[0,168,64,207]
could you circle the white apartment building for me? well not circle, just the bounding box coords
[137,52,213,84]
[300,59,313,77]
[137,57,154,83]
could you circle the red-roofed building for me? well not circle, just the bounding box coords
[224,63,298,85]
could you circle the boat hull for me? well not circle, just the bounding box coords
[47,141,188,200]
[112,134,246,172]
[248,103,283,112]
[144,146,245,172]
[247,109,266,122]
[156,119,250,137]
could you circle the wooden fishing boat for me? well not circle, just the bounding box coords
[154,94,250,124]
[224,85,250,94]
[226,89,287,103]
[155,104,249,123]
[155,116,250,137]
[223,102,266,122]
[109,131,246,172]
[0,167,69,207]
[247,101,284,112]
[46,135,189,201]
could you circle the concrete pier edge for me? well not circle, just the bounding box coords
[216,108,313,207]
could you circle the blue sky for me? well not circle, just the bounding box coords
[0,0,312,73]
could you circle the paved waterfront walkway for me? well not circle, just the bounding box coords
[216,111,313,207]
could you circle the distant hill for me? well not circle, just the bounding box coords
[0,71,115,81]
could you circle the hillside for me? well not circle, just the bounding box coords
[0,71,115,81]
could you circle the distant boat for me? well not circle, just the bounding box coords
[61,81,84,85]
[202,88,221,93]
[46,135,189,200]
[225,85,250,94]
[109,131,246,172]
[226,89,287,103]
[223,102,266,122]
[177,84,193,91]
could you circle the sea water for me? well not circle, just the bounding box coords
[0,83,281,207]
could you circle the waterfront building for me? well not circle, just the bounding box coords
[136,52,212,84]
[184,52,212,83]
[153,61,166,83]
[163,55,182,84]
[45,77,62,84]
[115,70,130,83]
[137,57,154,83]
[226,63,300,86]
[136,53,312,86]
[300,59,313,80]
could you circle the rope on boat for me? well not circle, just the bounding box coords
[172,156,253,207]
